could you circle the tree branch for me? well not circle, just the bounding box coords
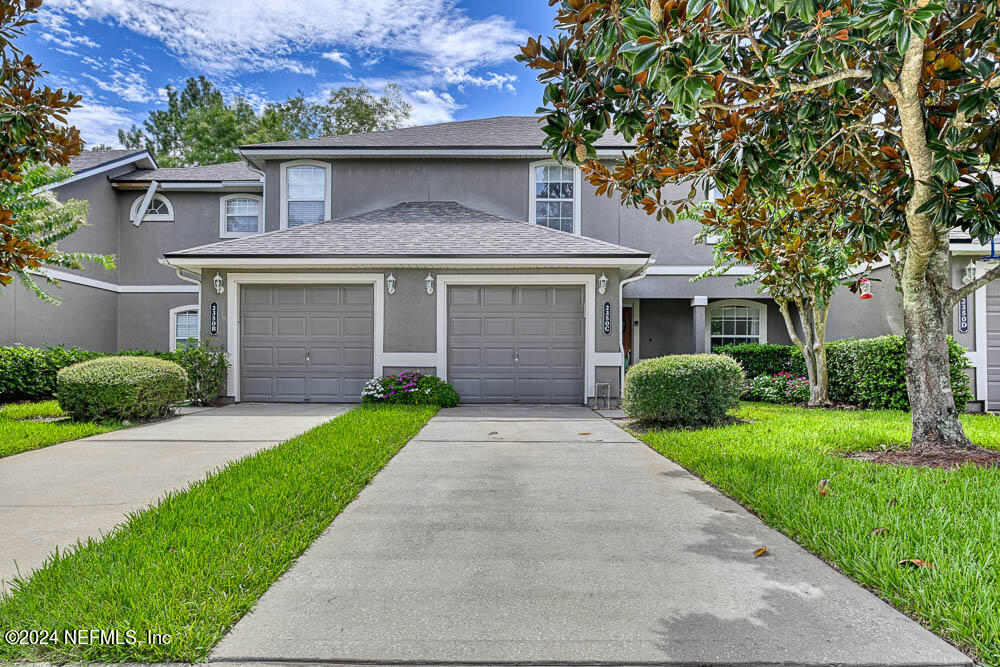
[702,69,873,112]
[947,262,1000,307]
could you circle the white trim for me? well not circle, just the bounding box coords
[529,159,582,235]
[280,159,332,230]
[622,297,640,364]
[646,265,755,276]
[163,256,647,270]
[30,268,198,294]
[705,298,768,351]
[129,193,174,222]
[134,180,159,226]
[242,148,630,160]
[225,272,384,402]
[690,295,708,306]
[114,180,263,191]
[169,304,200,352]
[974,262,990,404]
[435,274,597,404]
[381,353,439,369]
[219,193,264,238]
[39,151,156,192]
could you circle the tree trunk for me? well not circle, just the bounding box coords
[900,244,974,454]
[777,295,832,407]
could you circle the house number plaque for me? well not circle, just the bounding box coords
[210,302,219,336]
[603,301,612,335]
[959,297,968,334]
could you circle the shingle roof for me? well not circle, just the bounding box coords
[67,149,148,174]
[111,161,260,183]
[241,116,632,150]
[166,202,649,258]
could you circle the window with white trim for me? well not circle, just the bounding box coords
[220,194,262,237]
[129,194,174,222]
[284,164,327,228]
[170,306,199,351]
[707,300,766,350]
[530,162,579,234]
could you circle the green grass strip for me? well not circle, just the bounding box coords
[634,403,1000,666]
[0,401,123,459]
[0,404,437,663]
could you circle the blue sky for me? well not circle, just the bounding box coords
[26,1,560,148]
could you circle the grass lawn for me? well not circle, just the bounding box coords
[0,401,123,459]
[0,404,437,663]
[634,403,1000,665]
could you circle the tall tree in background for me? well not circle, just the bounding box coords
[518,0,1000,454]
[0,163,114,303]
[0,0,83,288]
[120,78,412,167]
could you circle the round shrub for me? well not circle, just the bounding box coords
[361,370,460,407]
[57,356,188,422]
[623,354,745,426]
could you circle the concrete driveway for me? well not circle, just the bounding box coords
[211,405,969,666]
[0,402,349,590]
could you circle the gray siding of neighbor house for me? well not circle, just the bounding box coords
[0,280,119,352]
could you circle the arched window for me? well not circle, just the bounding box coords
[529,160,581,234]
[130,194,174,222]
[220,194,262,237]
[170,305,200,351]
[706,299,768,350]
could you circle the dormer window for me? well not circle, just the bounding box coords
[220,194,262,238]
[281,160,331,229]
[130,193,174,222]
[529,161,580,234]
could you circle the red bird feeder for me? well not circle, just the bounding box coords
[858,278,873,300]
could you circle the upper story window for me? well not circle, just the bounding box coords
[281,160,331,229]
[530,161,581,234]
[220,194,262,238]
[130,193,174,222]
[706,300,768,350]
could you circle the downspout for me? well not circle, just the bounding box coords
[619,260,654,396]
[133,180,159,227]
[172,266,203,341]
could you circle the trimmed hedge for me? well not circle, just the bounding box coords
[623,354,745,426]
[57,356,188,422]
[0,342,228,405]
[717,336,972,410]
[361,370,460,407]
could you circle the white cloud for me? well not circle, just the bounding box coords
[405,89,463,125]
[321,50,350,68]
[65,103,136,148]
[78,55,154,103]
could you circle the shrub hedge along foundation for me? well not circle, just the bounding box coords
[623,353,745,426]
[57,356,188,422]
[715,335,972,410]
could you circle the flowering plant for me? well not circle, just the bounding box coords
[361,370,460,407]
[743,372,810,404]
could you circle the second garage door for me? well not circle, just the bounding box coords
[988,280,1000,411]
[448,286,585,403]
[240,285,374,402]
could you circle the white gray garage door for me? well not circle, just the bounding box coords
[988,280,1000,411]
[448,286,585,403]
[240,285,374,402]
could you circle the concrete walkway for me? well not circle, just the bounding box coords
[0,402,349,589]
[211,405,970,666]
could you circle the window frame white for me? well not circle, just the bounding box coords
[129,193,174,222]
[280,159,331,230]
[219,193,263,238]
[529,159,582,235]
[169,304,200,352]
[705,299,768,351]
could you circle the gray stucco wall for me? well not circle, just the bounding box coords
[0,281,119,352]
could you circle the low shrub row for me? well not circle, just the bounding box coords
[744,372,810,404]
[716,336,972,410]
[0,342,228,405]
[58,356,189,422]
[623,354,744,426]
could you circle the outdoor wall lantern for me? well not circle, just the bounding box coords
[213,273,225,294]
[424,273,435,295]
[386,272,397,295]
[963,260,977,286]
[598,273,608,295]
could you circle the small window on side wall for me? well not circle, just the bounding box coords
[220,194,262,238]
[530,161,580,234]
[130,194,174,222]
[170,306,199,351]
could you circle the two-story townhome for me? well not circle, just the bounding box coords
[3,117,997,408]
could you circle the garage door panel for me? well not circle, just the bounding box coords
[241,285,374,403]
[448,285,584,403]
[988,282,1000,411]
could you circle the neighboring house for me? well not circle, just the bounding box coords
[2,117,996,408]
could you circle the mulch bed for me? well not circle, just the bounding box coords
[847,448,1000,469]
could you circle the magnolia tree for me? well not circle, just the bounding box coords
[0,0,83,287]
[690,184,864,406]
[518,0,1000,453]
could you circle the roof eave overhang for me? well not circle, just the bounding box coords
[238,147,632,168]
[112,180,263,191]
[160,255,651,273]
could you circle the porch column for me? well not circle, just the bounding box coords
[691,296,708,353]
